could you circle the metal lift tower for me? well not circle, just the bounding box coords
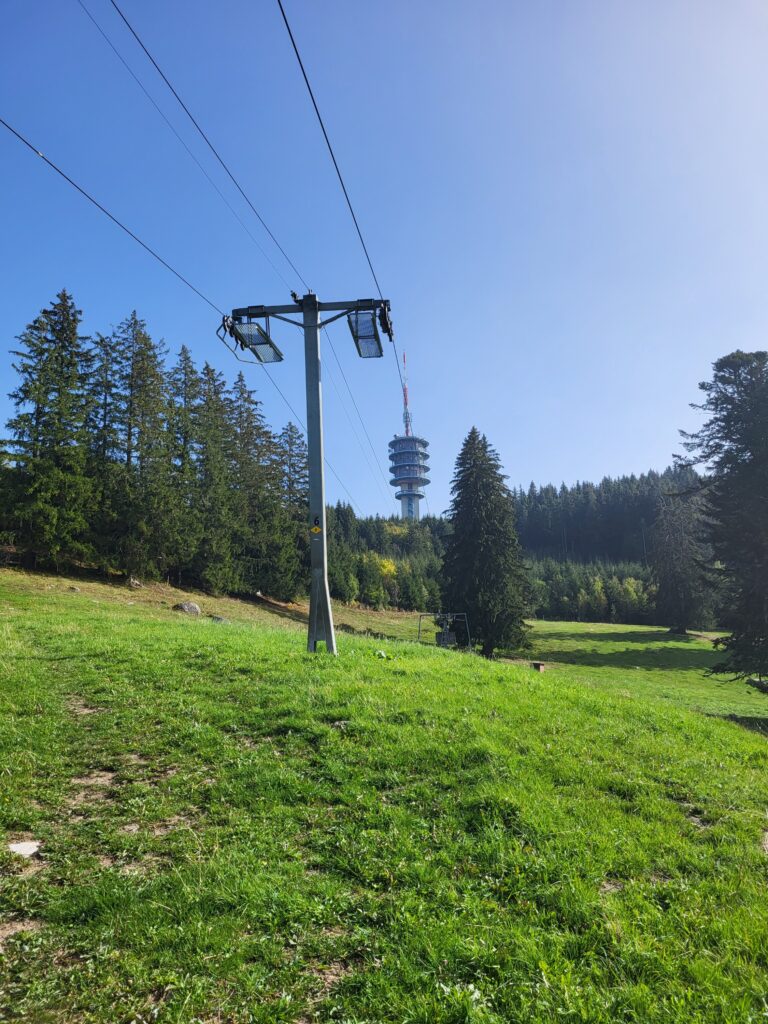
[388,353,430,521]
[222,293,393,655]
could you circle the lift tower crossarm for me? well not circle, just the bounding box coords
[232,298,390,320]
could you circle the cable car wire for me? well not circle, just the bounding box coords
[274,0,406,395]
[108,0,310,292]
[0,116,223,316]
[0,114,363,515]
[98,0,394,510]
[75,0,294,292]
[323,326,395,503]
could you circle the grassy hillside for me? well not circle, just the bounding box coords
[1,570,768,1022]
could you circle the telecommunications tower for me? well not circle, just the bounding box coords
[388,353,430,520]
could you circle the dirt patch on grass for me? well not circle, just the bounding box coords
[599,879,624,895]
[68,774,114,807]
[0,919,42,949]
[762,830,768,854]
[683,803,709,829]
[68,697,102,716]
[71,771,116,788]
[67,770,116,811]
[122,753,150,767]
[150,815,192,837]
[120,855,163,876]
[296,959,354,1021]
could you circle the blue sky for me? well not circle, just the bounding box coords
[2,0,767,516]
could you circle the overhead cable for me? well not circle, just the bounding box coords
[275,0,406,394]
[100,0,390,508]
[323,326,395,504]
[0,114,362,514]
[75,0,293,291]
[108,0,310,291]
[0,116,223,315]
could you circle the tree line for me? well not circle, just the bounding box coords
[513,465,700,564]
[1,291,310,598]
[2,292,766,673]
[0,291,446,608]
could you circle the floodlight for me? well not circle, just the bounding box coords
[231,321,284,363]
[347,309,383,358]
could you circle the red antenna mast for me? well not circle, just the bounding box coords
[402,351,412,437]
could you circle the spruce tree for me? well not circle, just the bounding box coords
[113,313,170,578]
[682,350,768,678]
[87,331,127,570]
[7,290,93,568]
[276,421,310,594]
[166,346,202,585]
[277,422,309,518]
[442,427,529,656]
[227,373,301,599]
[193,363,238,594]
[650,490,712,633]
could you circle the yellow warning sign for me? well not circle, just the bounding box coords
[311,526,322,534]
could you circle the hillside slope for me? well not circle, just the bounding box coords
[1,571,768,1022]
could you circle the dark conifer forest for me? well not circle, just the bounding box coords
[2,292,766,673]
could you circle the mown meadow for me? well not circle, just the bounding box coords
[1,570,768,1022]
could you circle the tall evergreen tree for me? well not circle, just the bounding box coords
[442,427,529,656]
[113,313,170,577]
[227,373,302,599]
[276,421,310,593]
[165,346,202,585]
[651,490,712,633]
[193,363,238,594]
[6,290,93,568]
[682,350,768,678]
[87,331,127,570]
[277,421,309,518]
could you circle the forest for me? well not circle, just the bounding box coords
[0,291,753,636]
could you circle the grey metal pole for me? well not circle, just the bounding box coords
[302,293,337,654]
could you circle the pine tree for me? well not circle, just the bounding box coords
[6,290,93,568]
[227,373,301,600]
[87,331,127,570]
[193,363,238,594]
[275,421,310,595]
[682,350,768,678]
[442,427,529,656]
[113,313,170,578]
[651,490,712,634]
[277,422,309,519]
[165,346,202,585]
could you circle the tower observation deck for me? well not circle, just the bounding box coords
[388,353,430,521]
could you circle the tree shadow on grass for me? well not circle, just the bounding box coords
[723,714,768,737]
[535,628,712,646]
[532,638,720,673]
[250,595,308,627]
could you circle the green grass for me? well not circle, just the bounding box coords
[527,620,768,722]
[1,569,768,1023]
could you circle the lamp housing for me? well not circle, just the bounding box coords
[231,321,284,363]
[347,309,383,358]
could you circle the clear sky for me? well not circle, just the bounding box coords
[2,0,767,516]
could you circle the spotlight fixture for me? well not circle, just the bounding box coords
[347,309,383,359]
